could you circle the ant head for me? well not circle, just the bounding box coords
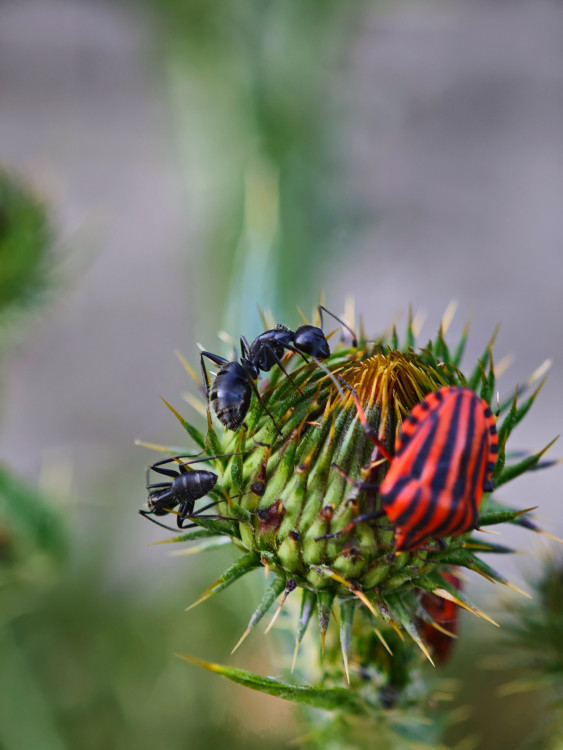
[293,325,330,359]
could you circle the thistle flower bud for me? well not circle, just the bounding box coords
[146,307,557,712]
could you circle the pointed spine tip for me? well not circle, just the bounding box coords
[291,642,300,674]
[231,627,252,655]
[343,653,350,686]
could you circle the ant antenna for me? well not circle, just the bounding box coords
[318,305,358,347]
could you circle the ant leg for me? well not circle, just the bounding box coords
[175,450,254,467]
[337,377,393,462]
[200,351,229,396]
[240,336,251,360]
[318,305,358,347]
[149,465,179,479]
[178,498,220,526]
[310,356,346,400]
[280,341,310,365]
[262,343,304,395]
[240,363,282,436]
[146,482,172,490]
[138,509,179,532]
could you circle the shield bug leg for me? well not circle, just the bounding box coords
[336,377,393,463]
[314,511,388,542]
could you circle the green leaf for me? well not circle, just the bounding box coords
[480,350,495,405]
[0,464,66,562]
[231,576,286,653]
[185,552,260,611]
[404,307,415,350]
[317,589,336,642]
[160,398,206,449]
[339,600,355,683]
[452,319,470,367]
[435,327,451,365]
[496,437,558,488]
[385,594,434,664]
[478,507,536,527]
[177,655,367,714]
[150,528,222,544]
[0,169,54,323]
[292,588,317,671]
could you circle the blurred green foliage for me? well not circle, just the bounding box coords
[136,0,370,338]
[0,170,54,329]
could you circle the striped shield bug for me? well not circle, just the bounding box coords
[379,386,498,551]
[419,570,461,664]
[335,382,498,552]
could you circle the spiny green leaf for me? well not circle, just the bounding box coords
[293,588,317,671]
[170,537,232,556]
[177,655,367,713]
[468,355,488,392]
[232,576,286,653]
[204,411,223,455]
[495,380,547,481]
[463,538,516,554]
[385,594,434,664]
[436,327,451,365]
[496,437,559,488]
[0,169,54,321]
[150,528,221,545]
[480,350,495,405]
[418,572,499,627]
[0,464,66,561]
[478,507,536,527]
[404,307,415,350]
[186,553,260,611]
[339,599,355,684]
[317,589,336,645]
[452,319,470,367]
[160,398,206,449]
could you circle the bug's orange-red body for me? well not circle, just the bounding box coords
[420,570,461,664]
[379,386,498,551]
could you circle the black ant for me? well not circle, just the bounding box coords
[241,305,357,375]
[139,452,247,532]
[201,306,356,433]
[199,351,281,434]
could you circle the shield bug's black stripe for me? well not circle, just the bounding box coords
[410,391,464,541]
[385,478,422,528]
[395,485,424,548]
[431,392,477,537]
[380,474,411,504]
[448,427,488,536]
[430,391,465,495]
[410,411,442,479]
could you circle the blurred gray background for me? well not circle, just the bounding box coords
[0,0,562,746]
[1,0,560,551]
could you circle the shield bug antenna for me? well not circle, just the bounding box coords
[140,451,251,532]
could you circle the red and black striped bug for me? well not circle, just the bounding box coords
[336,382,498,552]
[419,570,461,664]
